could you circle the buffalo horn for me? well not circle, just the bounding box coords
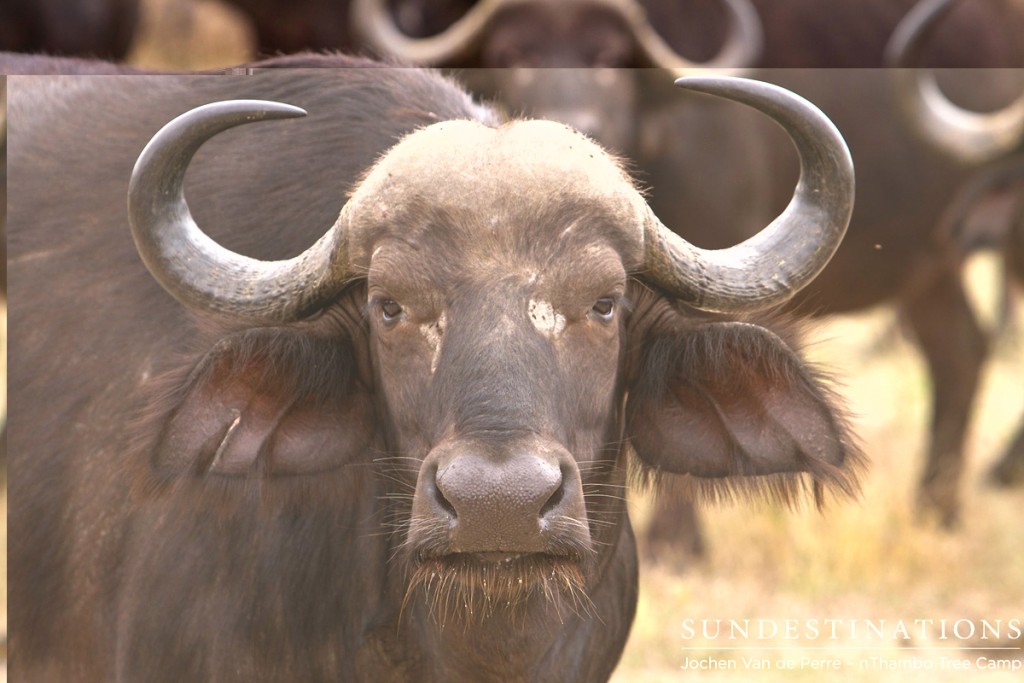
[350,0,762,72]
[128,100,353,322]
[642,77,855,313]
[885,0,1024,164]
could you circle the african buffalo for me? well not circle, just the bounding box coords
[8,64,861,680]
[888,0,1024,488]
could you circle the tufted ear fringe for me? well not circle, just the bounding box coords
[629,448,865,512]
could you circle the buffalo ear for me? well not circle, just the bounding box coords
[151,326,375,478]
[626,321,862,505]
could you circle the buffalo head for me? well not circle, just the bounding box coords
[126,76,858,630]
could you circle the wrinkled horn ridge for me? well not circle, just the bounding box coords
[128,100,353,322]
[643,77,854,313]
[351,0,762,71]
[886,0,1024,163]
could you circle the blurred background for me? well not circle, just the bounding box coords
[3,1,1024,681]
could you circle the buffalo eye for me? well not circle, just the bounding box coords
[380,299,404,325]
[591,297,616,322]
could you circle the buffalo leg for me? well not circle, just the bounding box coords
[990,202,1024,487]
[904,264,989,527]
[989,424,1024,486]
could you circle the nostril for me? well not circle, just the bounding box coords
[539,478,566,520]
[428,462,458,520]
[434,483,457,520]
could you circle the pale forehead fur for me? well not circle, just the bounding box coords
[345,119,649,244]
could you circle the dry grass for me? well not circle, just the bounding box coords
[613,254,1024,682]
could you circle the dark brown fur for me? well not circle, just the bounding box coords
[0,0,138,59]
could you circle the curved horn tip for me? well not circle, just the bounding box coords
[673,74,760,93]
[673,75,760,93]
[645,75,854,313]
[133,100,308,173]
[672,76,815,117]
[669,77,855,219]
[131,100,308,193]
[128,99,331,324]
[180,99,308,124]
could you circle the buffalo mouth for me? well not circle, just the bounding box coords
[403,550,594,626]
